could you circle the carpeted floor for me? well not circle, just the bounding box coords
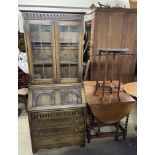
[18,103,137,155]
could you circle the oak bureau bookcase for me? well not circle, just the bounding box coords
[22,11,86,153]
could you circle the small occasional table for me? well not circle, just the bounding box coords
[124,82,137,131]
[124,82,137,98]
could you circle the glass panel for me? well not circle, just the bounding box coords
[60,64,78,78]
[59,45,78,62]
[29,24,53,80]
[32,49,52,63]
[58,24,80,79]
[30,25,51,42]
[59,25,79,43]
[33,65,53,79]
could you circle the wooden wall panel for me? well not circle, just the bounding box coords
[122,12,137,82]
[96,12,109,48]
[123,13,137,54]
[90,8,137,82]
[90,11,109,80]
[107,12,125,48]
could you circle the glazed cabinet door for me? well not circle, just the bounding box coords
[25,20,56,84]
[55,21,84,83]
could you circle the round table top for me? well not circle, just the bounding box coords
[124,82,137,98]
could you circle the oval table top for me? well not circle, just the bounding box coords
[123,82,137,98]
[84,81,136,124]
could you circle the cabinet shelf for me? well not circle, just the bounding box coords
[60,61,78,65]
[59,43,78,47]
[32,47,52,50]
[33,61,53,66]
[59,47,78,50]
[31,42,52,48]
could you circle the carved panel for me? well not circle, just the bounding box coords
[60,88,82,105]
[32,90,55,107]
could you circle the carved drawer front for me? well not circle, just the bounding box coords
[30,108,84,120]
[30,108,85,128]
[30,116,84,129]
[32,133,85,148]
[31,124,85,137]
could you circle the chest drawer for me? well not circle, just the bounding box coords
[30,116,84,129]
[31,124,85,137]
[32,133,85,148]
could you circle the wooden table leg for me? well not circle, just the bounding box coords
[123,114,129,139]
[115,121,120,141]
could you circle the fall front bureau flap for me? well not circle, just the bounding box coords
[27,83,86,111]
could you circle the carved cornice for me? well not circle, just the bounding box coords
[22,11,85,20]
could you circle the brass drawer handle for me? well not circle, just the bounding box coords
[76,119,78,123]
